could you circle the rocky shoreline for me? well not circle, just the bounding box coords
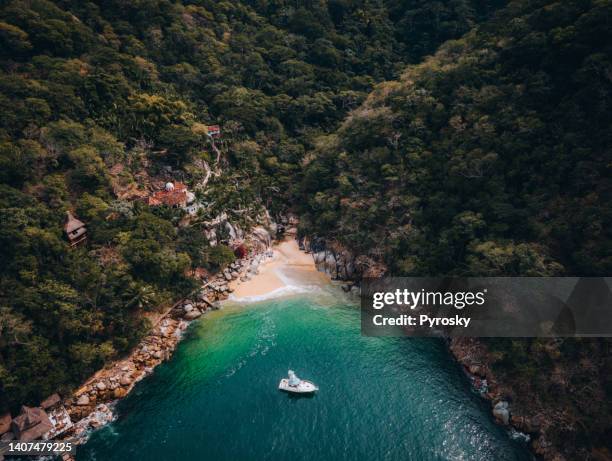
[53,232,553,460]
[61,233,357,448]
[449,338,562,460]
[52,235,381,456]
[297,236,556,459]
[52,229,275,455]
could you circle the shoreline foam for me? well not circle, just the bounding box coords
[229,236,330,301]
[56,235,326,455]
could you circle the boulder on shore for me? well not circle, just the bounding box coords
[76,395,90,406]
[251,226,271,248]
[493,401,510,425]
[113,388,127,399]
[184,310,202,320]
[313,251,325,265]
[468,364,485,377]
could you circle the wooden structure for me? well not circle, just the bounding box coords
[10,406,53,441]
[64,211,87,247]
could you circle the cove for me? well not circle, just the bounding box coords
[77,288,531,461]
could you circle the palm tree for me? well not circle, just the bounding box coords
[124,283,158,311]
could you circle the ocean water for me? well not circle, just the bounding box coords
[77,288,531,461]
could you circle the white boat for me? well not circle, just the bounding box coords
[278,370,319,394]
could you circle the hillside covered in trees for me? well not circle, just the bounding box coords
[0,0,501,412]
[298,0,611,277]
[296,0,612,458]
[0,0,611,458]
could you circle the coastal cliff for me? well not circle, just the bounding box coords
[1,0,610,458]
[298,235,612,460]
[292,1,612,458]
[451,338,612,461]
[299,237,387,282]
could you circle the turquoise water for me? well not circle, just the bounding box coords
[78,290,531,461]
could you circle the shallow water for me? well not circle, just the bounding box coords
[78,288,531,461]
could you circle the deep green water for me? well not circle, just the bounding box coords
[78,288,531,461]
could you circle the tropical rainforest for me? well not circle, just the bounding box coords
[0,0,610,458]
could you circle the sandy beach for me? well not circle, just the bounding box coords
[229,236,330,301]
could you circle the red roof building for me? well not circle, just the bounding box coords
[147,182,188,208]
[206,125,221,138]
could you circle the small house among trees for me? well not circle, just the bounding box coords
[64,211,87,247]
[0,395,69,442]
[205,125,221,138]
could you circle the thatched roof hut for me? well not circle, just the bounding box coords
[64,211,87,246]
[11,406,53,441]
